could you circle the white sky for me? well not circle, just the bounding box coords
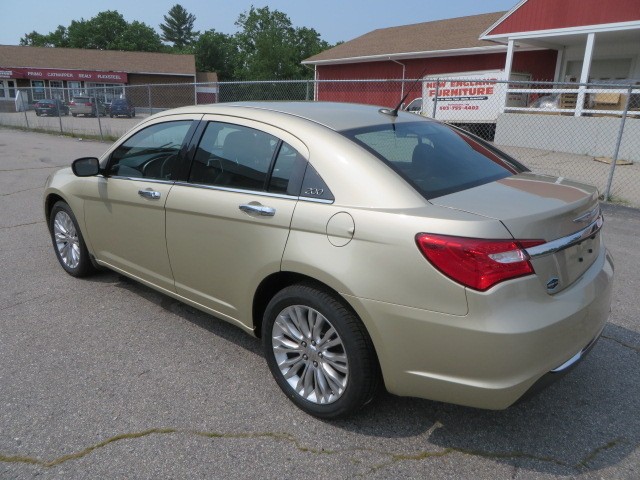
[0,0,517,46]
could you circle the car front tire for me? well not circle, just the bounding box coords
[263,283,379,418]
[49,201,95,278]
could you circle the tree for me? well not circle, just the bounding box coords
[19,11,163,52]
[231,6,332,80]
[20,26,68,48]
[194,30,238,80]
[160,4,197,49]
[115,21,164,52]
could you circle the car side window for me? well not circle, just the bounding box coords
[108,121,192,180]
[189,122,279,191]
[267,142,307,196]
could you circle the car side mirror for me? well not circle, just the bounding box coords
[72,157,100,177]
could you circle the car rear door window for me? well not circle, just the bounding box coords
[341,121,527,199]
[108,121,192,180]
[189,122,280,191]
[267,142,307,196]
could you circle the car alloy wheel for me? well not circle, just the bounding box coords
[272,305,349,404]
[263,284,379,418]
[53,210,80,269]
[49,201,95,277]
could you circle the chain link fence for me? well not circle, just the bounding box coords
[1,78,638,208]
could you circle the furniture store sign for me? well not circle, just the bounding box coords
[0,67,128,83]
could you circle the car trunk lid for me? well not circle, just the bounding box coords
[430,172,602,294]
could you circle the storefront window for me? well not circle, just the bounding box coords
[86,82,125,103]
[0,79,17,99]
[31,80,45,100]
[8,80,16,98]
[49,80,64,100]
[68,81,83,100]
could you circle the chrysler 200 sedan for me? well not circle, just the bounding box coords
[44,102,614,418]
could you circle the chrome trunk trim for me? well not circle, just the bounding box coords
[526,215,603,259]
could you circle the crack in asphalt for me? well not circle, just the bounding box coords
[0,221,45,230]
[602,334,640,353]
[363,437,627,476]
[0,428,627,474]
[0,186,44,197]
[0,166,64,172]
[0,293,50,312]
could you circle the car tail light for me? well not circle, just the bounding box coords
[84,102,93,106]
[69,102,76,106]
[415,234,544,291]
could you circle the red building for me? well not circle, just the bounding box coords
[303,0,640,109]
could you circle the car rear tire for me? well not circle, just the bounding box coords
[72,113,77,117]
[263,283,379,418]
[49,201,95,278]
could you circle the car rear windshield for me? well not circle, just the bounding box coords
[341,121,528,199]
[112,99,128,105]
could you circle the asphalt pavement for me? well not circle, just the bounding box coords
[0,128,638,479]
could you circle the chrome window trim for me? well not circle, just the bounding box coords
[172,181,334,204]
[299,196,334,205]
[109,175,175,186]
[526,215,603,259]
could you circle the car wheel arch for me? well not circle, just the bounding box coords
[45,193,67,224]
[252,271,383,377]
[252,272,361,337]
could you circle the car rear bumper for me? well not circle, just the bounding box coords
[344,246,614,409]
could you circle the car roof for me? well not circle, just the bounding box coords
[155,101,432,132]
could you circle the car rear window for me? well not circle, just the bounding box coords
[340,121,528,199]
[112,99,127,105]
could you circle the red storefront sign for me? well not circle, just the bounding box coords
[0,67,127,83]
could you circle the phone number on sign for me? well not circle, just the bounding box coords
[438,105,480,111]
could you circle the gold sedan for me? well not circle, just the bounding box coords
[44,102,614,418]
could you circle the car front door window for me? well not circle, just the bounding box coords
[109,121,192,181]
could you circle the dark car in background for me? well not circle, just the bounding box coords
[34,99,69,117]
[109,98,136,118]
[69,96,107,117]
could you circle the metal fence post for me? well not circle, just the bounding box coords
[23,91,29,128]
[148,85,152,115]
[431,79,440,118]
[57,102,63,134]
[604,85,633,201]
[94,91,104,142]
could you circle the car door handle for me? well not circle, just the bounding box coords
[138,189,161,200]
[239,204,276,216]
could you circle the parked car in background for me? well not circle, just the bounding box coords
[109,98,136,118]
[34,99,69,116]
[44,102,613,418]
[69,96,107,117]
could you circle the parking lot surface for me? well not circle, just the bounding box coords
[1,128,639,479]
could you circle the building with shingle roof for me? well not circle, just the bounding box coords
[0,45,203,109]
[303,0,640,109]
